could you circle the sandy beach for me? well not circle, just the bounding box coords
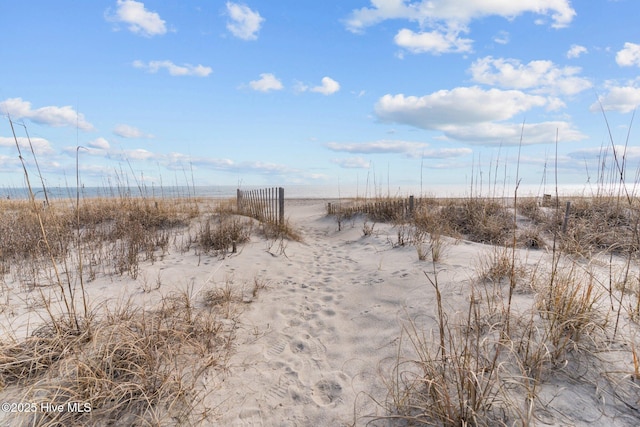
[1,196,639,426]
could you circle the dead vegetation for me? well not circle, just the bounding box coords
[0,183,294,425]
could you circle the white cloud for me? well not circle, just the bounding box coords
[123,148,155,161]
[0,98,94,131]
[0,155,20,170]
[133,60,212,77]
[394,28,473,54]
[493,30,509,45]
[616,42,640,67]
[327,143,472,167]
[567,44,588,59]
[373,87,586,145]
[469,56,592,95]
[226,2,264,40]
[108,0,167,37]
[249,73,283,92]
[188,157,295,175]
[113,124,153,138]
[87,137,110,150]
[311,77,341,95]
[0,136,54,155]
[326,140,428,156]
[442,121,586,145]
[331,157,371,169]
[345,0,576,34]
[590,85,640,113]
[375,87,547,129]
[421,147,473,158]
[567,145,640,161]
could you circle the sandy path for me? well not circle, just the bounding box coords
[206,201,444,426]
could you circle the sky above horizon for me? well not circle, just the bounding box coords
[1,0,640,194]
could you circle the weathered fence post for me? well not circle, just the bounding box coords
[409,195,415,218]
[562,201,571,233]
[237,189,242,213]
[278,187,285,225]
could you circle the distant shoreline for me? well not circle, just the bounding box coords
[2,182,623,201]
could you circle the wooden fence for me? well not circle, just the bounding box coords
[327,196,420,220]
[237,187,284,225]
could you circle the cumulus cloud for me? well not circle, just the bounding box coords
[394,28,473,54]
[345,0,576,34]
[295,77,341,95]
[0,136,55,155]
[590,85,640,113]
[374,87,586,145]
[249,73,284,92]
[226,2,264,40]
[132,60,212,77]
[616,42,640,67]
[375,87,547,129]
[107,0,167,37]
[311,77,340,95]
[567,44,588,59]
[0,98,94,131]
[113,124,153,138]
[87,137,111,150]
[123,148,155,160]
[442,121,586,145]
[469,56,592,95]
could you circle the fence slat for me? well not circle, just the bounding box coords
[236,187,285,226]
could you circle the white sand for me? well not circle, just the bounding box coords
[2,199,639,426]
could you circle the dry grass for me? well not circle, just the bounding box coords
[437,199,513,245]
[377,254,635,426]
[0,186,278,425]
[560,197,640,256]
[376,187,640,426]
[0,285,234,426]
[197,213,253,254]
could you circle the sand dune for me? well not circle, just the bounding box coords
[1,197,639,426]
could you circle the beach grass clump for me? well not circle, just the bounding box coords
[560,196,640,256]
[197,213,253,254]
[0,202,74,261]
[437,198,513,245]
[259,219,302,242]
[381,246,628,426]
[411,197,514,245]
[0,288,230,426]
[517,197,548,224]
[535,266,609,361]
[383,273,513,426]
[0,197,198,282]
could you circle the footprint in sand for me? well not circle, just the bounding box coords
[266,337,288,358]
[311,372,347,406]
[289,334,326,360]
[235,408,264,427]
[265,375,295,402]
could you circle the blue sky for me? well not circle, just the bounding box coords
[1,0,640,193]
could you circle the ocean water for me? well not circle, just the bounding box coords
[1,182,618,200]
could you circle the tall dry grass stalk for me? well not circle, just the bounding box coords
[1,120,282,424]
[375,117,640,426]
